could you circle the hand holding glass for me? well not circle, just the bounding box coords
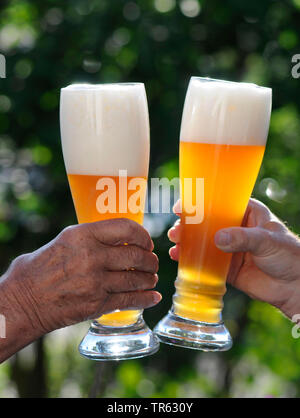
[60,83,159,360]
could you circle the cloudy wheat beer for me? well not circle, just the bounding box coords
[176,78,272,323]
[60,84,149,329]
[154,77,272,351]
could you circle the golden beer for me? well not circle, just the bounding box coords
[67,173,147,326]
[154,77,272,351]
[176,142,265,323]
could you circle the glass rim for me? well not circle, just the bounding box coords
[190,76,271,90]
[61,82,144,91]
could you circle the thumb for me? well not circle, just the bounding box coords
[215,227,275,257]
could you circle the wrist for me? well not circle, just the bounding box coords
[272,233,300,320]
[278,279,300,321]
[0,255,44,362]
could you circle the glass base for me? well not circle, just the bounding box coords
[78,316,160,361]
[154,310,232,352]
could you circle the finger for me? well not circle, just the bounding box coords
[169,244,180,261]
[173,199,182,216]
[243,198,280,228]
[104,245,159,273]
[226,252,244,285]
[86,218,154,251]
[215,226,276,257]
[168,222,181,243]
[105,271,158,293]
[105,290,162,312]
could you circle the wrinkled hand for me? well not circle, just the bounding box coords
[2,219,160,336]
[168,198,300,320]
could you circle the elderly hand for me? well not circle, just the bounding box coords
[0,219,160,362]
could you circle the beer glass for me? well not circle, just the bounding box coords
[60,83,159,360]
[154,77,272,351]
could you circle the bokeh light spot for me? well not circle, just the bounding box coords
[180,0,201,18]
[154,0,176,13]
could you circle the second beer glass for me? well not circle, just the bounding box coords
[154,77,272,351]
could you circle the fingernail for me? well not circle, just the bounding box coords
[216,231,232,246]
[153,292,162,303]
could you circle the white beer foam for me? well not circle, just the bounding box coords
[60,83,150,176]
[180,78,272,146]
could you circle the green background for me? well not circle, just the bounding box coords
[0,0,300,398]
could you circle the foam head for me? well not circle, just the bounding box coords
[180,77,272,146]
[60,83,150,176]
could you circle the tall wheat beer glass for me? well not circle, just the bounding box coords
[60,83,159,360]
[154,77,272,351]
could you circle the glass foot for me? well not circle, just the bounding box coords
[154,310,232,352]
[78,316,160,361]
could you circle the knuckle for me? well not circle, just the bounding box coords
[11,253,29,272]
[259,229,277,254]
[240,230,249,247]
[260,228,272,242]
[60,225,77,242]
[116,217,136,234]
[127,274,139,291]
[125,292,138,308]
[264,220,285,233]
[122,271,157,291]
[118,292,133,309]
[61,224,89,244]
[118,218,149,244]
[103,246,114,266]
[250,198,269,213]
[126,245,140,264]
[233,229,248,250]
[119,270,137,290]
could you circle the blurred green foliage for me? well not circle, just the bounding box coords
[1,0,300,398]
